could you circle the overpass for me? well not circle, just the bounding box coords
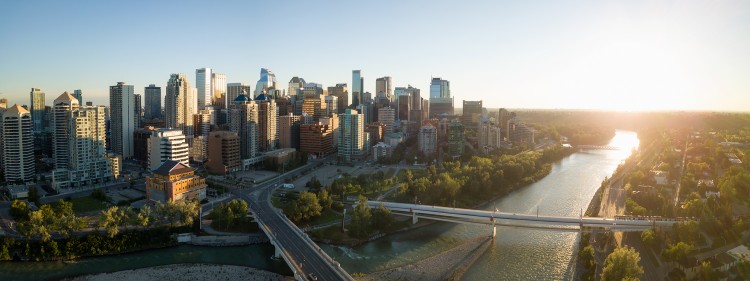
[367,201,684,236]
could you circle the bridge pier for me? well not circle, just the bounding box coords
[491,224,496,239]
[412,212,418,224]
[274,243,282,258]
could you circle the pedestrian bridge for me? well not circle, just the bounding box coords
[366,201,683,236]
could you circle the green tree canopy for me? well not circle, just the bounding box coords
[601,246,644,281]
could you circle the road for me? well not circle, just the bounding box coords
[215,161,351,281]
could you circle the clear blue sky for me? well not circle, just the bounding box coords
[1,0,749,111]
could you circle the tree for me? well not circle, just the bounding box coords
[372,203,393,230]
[662,242,693,263]
[99,206,126,238]
[284,192,322,223]
[318,190,333,210]
[136,205,152,228]
[579,245,596,281]
[641,230,657,249]
[10,200,29,220]
[600,246,644,281]
[349,196,372,238]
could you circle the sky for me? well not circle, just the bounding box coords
[1,0,749,111]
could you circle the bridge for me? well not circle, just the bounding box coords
[215,161,353,281]
[574,145,622,150]
[366,201,683,236]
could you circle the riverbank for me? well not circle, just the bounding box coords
[357,236,491,281]
[65,263,292,281]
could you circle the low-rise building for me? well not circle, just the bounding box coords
[146,160,207,203]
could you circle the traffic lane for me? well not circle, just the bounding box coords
[249,192,340,280]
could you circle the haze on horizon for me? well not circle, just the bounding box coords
[0,0,748,112]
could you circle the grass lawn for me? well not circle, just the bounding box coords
[271,197,286,208]
[309,209,342,226]
[210,219,260,233]
[71,196,108,213]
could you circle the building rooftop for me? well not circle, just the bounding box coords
[153,160,194,176]
[3,104,30,117]
[55,91,79,102]
[234,94,252,102]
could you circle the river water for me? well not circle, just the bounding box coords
[321,130,639,280]
[0,130,637,281]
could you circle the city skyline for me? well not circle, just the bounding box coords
[1,1,749,111]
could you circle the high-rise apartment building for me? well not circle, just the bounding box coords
[328,83,348,114]
[30,88,45,132]
[429,78,454,116]
[377,106,395,133]
[324,96,338,116]
[397,95,411,122]
[165,74,195,136]
[148,128,189,170]
[110,82,136,158]
[278,113,301,149]
[352,70,363,106]
[320,114,339,151]
[2,104,35,182]
[338,109,364,162]
[51,103,112,191]
[206,131,240,175]
[462,100,483,129]
[418,124,437,156]
[229,94,258,159]
[134,94,142,128]
[211,73,227,109]
[144,84,162,120]
[0,99,7,109]
[196,68,212,110]
[72,89,83,104]
[53,92,79,169]
[255,94,278,152]
[479,122,503,150]
[448,121,464,158]
[255,68,277,96]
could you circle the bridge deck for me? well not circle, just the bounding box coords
[368,201,681,230]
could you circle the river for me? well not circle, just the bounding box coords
[0,130,637,281]
[320,130,639,280]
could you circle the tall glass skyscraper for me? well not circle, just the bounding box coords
[351,70,363,106]
[196,68,212,110]
[109,82,136,159]
[254,68,277,97]
[144,84,161,119]
[72,89,83,104]
[29,88,45,132]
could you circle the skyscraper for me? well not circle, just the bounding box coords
[196,68,212,109]
[144,84,161,120]
[377,106,395,133]
[338,108,364,162]
[461,100,483,129]
[429,78,454,116]
[418,124,437,156]
[278,113,301,149]
[229,93,259,159]
[51,104,112,191]
[72,89,83,104]
[288,77,307,100]
[352,70,363,106]
[211,73,227,109]
[110,82,136,159]
[53,92,79,169]
[2,104,35,182]
[328,83,349,114]
[165,74,195,136]
[254,68,278,96]
[375,76,392,101]
[30,88,45,132]
[255,93,278,152]
[226,83,252,106]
